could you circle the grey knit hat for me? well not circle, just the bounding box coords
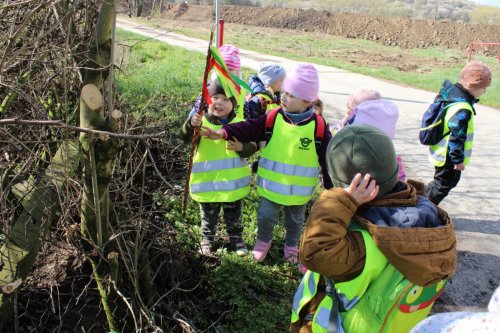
[258,62,286,86]
[327,125,399,196]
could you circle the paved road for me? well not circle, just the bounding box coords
[117,18,500,310]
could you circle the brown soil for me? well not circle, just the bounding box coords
[161,4,500,51]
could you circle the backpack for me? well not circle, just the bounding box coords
[244,93,278,118]
[419,102,458,145]
[264,107,326,150]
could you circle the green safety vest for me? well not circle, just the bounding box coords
[255,93,280,113]
[190,116,251,203]
[429,102,474,167]
[235,92,246,118]
[291,223,447,333]
[256,112,320,206]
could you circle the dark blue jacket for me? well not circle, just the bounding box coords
[435,80,478,164]
[244,75,281,119]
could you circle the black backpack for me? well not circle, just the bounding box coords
[419,102,453,145]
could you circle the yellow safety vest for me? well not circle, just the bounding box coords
[429,102,474,167]
[235,92,246,118]
[291,223,447,333]
[190,116,251,203]
[256,112,320,206]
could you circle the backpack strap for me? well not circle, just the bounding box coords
[314,113,326,150]
[324,276,347,333]
[265,107,280,141]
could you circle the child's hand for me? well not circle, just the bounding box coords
[200,126,224,140]
[345,173,379,205]
[227,137,243,152]
[454,163,465,171]
[190,113,202,127]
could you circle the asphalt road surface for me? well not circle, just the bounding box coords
[117,18,500,312]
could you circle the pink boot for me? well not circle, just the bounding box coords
[284,245,299,264]
[252,239,272,262]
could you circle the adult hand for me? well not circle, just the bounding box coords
[454,163,465,171]
[345,173,379,205]
[190,113,202,127]
[227,137,243,152]
[200,126,224,140]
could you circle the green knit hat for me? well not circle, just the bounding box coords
[327,125,399,196]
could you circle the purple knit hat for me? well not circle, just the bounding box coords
[219,44,241,71]
[282,63,319,102]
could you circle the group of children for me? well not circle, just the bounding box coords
[180,43,494,332]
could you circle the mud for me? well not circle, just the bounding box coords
[160,4,500,52]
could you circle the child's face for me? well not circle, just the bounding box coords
[269,75,285,93]
[281,90,310,113]
[209,94,233,119]
[469,86,487,98]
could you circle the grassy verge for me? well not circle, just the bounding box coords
[116,29,302,333]
[126,15,500,108]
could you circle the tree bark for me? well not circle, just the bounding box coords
[0,141,81,330]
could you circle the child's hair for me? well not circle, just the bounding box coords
[346,89,381,112]
[312,98,323,115]
[258,62,286,87]
[207,80,237,109]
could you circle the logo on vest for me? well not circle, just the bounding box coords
[299,137,313,150]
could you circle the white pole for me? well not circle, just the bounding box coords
[215,0,220,47]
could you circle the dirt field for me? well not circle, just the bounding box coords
[159,4,500,51]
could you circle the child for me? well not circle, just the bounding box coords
[332,88,381,133]
[426,61,492,205]
[341,89,406,181]
[180,80,258,256]
[411,285,500,333]
[244,61,286,119]
[192,44,246,118]
[200,63,333,265]
[291,125,456,333]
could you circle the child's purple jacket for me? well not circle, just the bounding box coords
[221,108,333,189]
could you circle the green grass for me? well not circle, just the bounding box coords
[127,16,500,108]
[116,29,302,333]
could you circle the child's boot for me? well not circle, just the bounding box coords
[232,236,248,257]
[252,239,272,262]
[284,245,299,264]
[198,239,213,256]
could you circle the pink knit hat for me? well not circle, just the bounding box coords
[346,89,381,111]
[219,44,241,71]
[282,63,319,102]
[350,99,399,139]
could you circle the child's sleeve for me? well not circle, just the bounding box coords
[237,142,258,158]
[300,189,366,282]
[222,114,267,142]
[179,111,196,143]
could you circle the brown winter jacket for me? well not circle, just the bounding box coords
[291,180,456,333]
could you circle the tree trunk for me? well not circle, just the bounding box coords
[0,141,81,330]
[135,0,144,17]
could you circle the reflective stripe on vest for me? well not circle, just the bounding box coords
[190,116,251,203]
[429,102,474,167]
[256,112,320,206]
